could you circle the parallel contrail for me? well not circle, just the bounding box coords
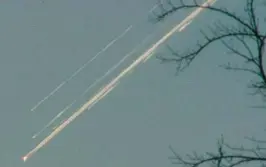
[23,81,119,162]
[31,32,154,139]
[29,2,162,113]
[22,0,217,162]
[30,25,132,112]
[31,110,64,139]
[31,1,164,139]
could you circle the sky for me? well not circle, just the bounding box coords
[0,0,265,167]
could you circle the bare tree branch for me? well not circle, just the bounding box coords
[152,0,266,99]
[169,136,266,167]
[152,1,266,167]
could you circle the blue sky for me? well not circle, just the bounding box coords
[0,0,265,167]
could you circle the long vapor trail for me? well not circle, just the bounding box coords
[22,0,217,162]
[30,25,132,112]
[31,32,154,139]
[29,2,163,113]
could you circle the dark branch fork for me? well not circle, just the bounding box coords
[168,135,266,167]
[153,0,266,166]
[153,0,266,98]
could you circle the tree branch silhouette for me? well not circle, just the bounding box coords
[152,0,266,99]
[151,0,266,166]
[168,135,266,167]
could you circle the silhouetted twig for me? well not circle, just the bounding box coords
[152,0,266,99]
[152,1,266,166]
[169,135,266,167]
